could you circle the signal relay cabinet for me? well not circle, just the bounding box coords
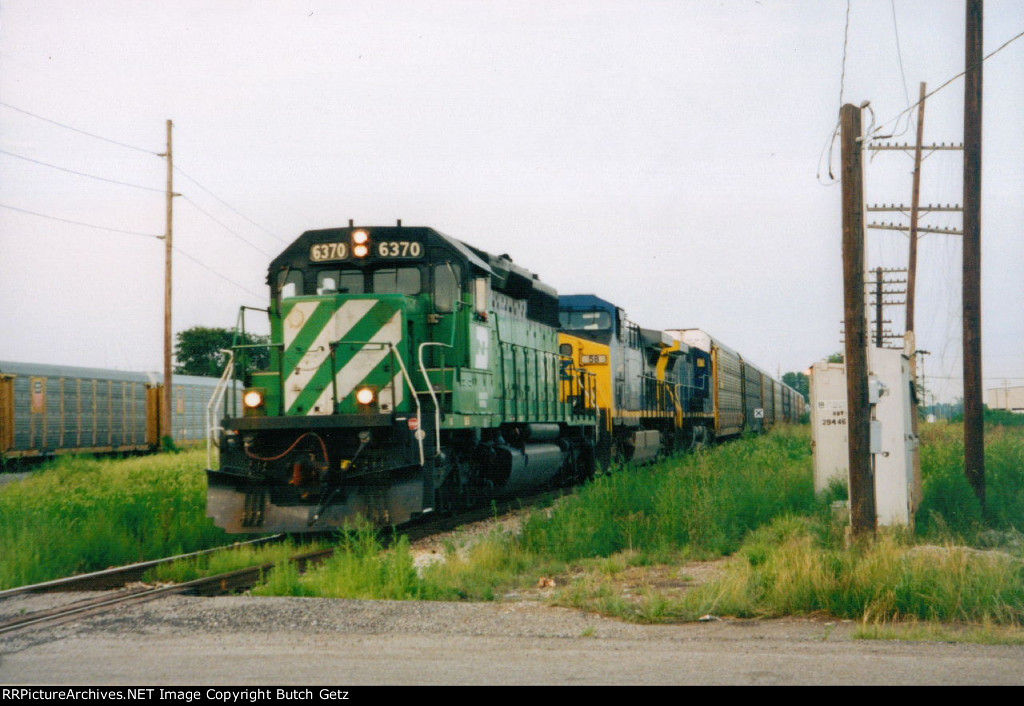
[810,361,849,494]
[810,350,920,527]
[870,347,920,526]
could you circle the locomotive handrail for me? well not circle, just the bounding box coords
[382,342,425,466]
[561,360,600,442]
[206,349,235,470]
[325,339,426,465]
[418,342,452,457]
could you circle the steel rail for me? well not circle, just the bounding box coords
[0,534,285,598]
[0,547,334,636]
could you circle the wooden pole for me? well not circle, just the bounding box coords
[841,103,875,539]
[875,267,884,349]
[163,119,174,445]
[963,0,985,509]
[906,82,926,334]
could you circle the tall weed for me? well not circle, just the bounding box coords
[0,450,228,588]
[685,517,1024,625]
[520,425,816,562]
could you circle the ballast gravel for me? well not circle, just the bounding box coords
[4,593,1024,685]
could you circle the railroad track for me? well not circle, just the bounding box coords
[0,535,330,636]
[0,488,569,636]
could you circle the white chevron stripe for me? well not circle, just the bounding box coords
[308,309,403,414]
[377,371,405,412]
[284,299,378,413]
[282,301,320,351]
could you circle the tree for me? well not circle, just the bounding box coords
[827,351,844,363]
[174,326,269,383]
[782,371,809,402]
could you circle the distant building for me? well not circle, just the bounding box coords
[987,386,1024,413]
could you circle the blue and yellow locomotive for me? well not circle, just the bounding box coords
[557,298,807,464]
[207,225,598,533]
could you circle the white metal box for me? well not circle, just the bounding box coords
[870,347,919,527]
[810,361,849,494]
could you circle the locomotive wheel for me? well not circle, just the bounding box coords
[689,426,710,452]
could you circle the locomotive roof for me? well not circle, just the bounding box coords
[558,294,619,312]
[267,224,559,306]
[268,225,493,280]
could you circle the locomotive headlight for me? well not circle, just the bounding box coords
[355,387,376,405]
[352,230,370,258]
[243,389,265,409]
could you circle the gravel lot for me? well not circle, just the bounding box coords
[3,592,1024,685]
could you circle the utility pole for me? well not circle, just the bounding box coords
[906,82,926,333]
[841,103,875,539]
[161,119,175,445]
[868,267,906,349]
[963,0,985,509]
[875,267,884,349]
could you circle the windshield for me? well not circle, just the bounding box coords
[559,310,612,331]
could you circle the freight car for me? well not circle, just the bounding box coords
[0,361,235,465]
[206,224,806,534]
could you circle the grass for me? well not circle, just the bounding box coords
[677,516,1024,624]
[251,422,1024,642]
[4,420,1021,642]
[917,422,1024,538]
[854,620,1024,645]
[519,424,817,562]
[143,538,328,584]
[256,425,818,609]
[0,449,230,588]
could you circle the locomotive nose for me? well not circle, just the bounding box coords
[280,296,409,417]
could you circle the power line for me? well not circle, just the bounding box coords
[886,0,913,139]
[837,0,851,112]
[179,195,275,258]
[873,26,1024,138]
[0,202,163,238]
[174,165,286,243]
[0,101,161,156]
[0,148,164,193]
[172,245,265,299]
[817,0,852,186]
[889,0,911,107]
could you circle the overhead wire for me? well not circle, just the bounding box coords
[0,202,164,238]
[0,148,164,193]
[871,27,1024,139]
[816,0,851,186]
[884,0,915,140]
[179,195,275,258]
[0,100,161,156]
[174,164,286,244]
[172,245,265,299]
[0,100,276,287]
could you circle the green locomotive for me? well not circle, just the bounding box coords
[207,225,598,533]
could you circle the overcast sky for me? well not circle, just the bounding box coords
[1,1,1021,403]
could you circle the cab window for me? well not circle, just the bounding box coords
[433,263,462,313]
[339,271,365,294]
[317,270,365,294]
[278,270,303,299]
[316,271,340,294]
[559,310,612,331]
[373,267,421,296]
